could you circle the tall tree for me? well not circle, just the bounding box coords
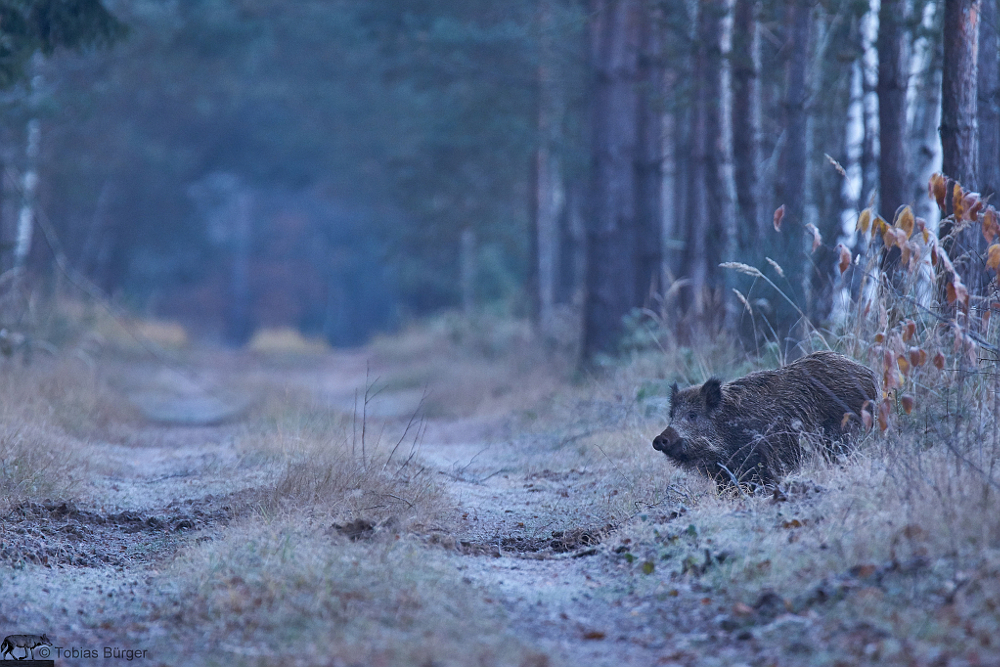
[940,0,984,293]
[940,0,980,189]
[807,7,860,324]
[680,0,713,324]
[0,0,125,89]
[978,0,999,200]
[533,0,566,337]
[1,0,125,279]
[877,0,910,223]
[731,0,764,252]
[583,0,641,359]
[910,3,943,223]
[635,0,665,307]
[877,0,910,282]
[773,0,812,349]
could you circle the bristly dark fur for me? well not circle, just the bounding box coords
[652,351,879,487]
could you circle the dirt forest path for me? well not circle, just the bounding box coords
[2,344,774,666]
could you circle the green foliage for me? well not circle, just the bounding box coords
[0,0,126,87]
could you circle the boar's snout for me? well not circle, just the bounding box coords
[652,427,682,454]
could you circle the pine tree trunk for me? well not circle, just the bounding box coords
[773,0,812,349]
[877,0,910,218]
[634,1,664,307]
[660,70,679,288]
[582,0,641,360]
[681,0,712,322]
[807,12,853,324]
[877,0,910,280]
[731,0,763,252]
[535,0,566,336]
[940,0,984,293]
[978,0,999,200]
[941,0,980,189]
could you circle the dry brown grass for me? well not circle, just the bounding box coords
[598,183,1000,664]
[0,357,140,509]
[238,383,447,532]
[162,516,547,667]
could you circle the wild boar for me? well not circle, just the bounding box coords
[651,351,878,486]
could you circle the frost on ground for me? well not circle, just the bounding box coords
[1,320,999,666]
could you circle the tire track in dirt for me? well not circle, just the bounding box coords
[415,426,758,666]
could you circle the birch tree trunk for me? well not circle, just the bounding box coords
[14,118,41,275]
[582,0,641,360]
[910,2,943,227]
[717,0,739,331]
[860,0,880,211]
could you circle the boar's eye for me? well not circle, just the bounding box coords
[686,411,698,422]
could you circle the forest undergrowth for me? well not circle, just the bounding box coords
[1,176,1000,665]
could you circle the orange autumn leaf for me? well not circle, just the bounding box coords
[902,319,916,342]
[965,192,983,220]
[773,205,785,232]
[930,173,947,210]
[900,394,915,415]
[946,279,968,310]
[988,244,1000,272]
[857,208,872,234]
[908,347,927,367]
[933,351,946,370]
[953,183,964,219]
[897,355,911,377]
[895,206,915,238]
[878,398,891,431]
[837,244,851,275]
[984,207,999,243]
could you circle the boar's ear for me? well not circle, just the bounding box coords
[701,378,722,412]
[669,382,679,405]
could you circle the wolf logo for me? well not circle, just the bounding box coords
[1,633,51,660]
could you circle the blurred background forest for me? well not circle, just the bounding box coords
[0,0,996,359]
